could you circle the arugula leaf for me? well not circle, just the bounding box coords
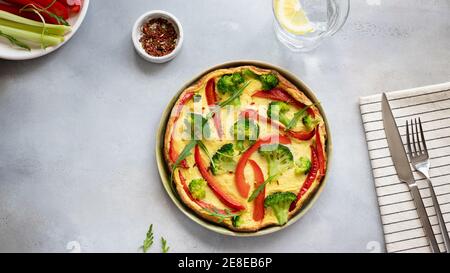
[197,140,216,171]
[0,31,30,51]
[170,139,197,186]
[46,12,69,26]
[142,224,154,253]
[217,81,251,109]
[285,103,320,131]
[161,237,170,253]
[203,207,241,223]
[248,175,278,202]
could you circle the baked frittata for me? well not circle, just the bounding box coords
[164,65,327,232]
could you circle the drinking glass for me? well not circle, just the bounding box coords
[273,0,350,52]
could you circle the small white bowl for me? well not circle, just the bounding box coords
[132,10,183,63]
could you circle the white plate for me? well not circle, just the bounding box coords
[0,0,89,60]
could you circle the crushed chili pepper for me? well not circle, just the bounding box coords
[139,18,178,57]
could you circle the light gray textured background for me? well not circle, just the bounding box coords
[0,0,449,253]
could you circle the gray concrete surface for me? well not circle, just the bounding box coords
[0,0,449,252]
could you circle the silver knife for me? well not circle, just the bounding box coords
[382,93,440,253]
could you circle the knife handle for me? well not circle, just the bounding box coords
[409,183,441,253]
[426,178,450,253]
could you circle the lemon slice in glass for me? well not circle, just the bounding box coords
[274,0,315,35]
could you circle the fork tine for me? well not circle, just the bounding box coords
[415,118,422,154]
[418,117,428,155]
[411,119,418,155]
[406,120,413,157]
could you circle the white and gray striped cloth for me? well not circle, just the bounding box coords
[360,82,450,253]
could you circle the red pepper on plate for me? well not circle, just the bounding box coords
[194,145,245,211]
[168,92,195,168]
[248,160,265,222]
[205,78,224,138]
[0,2,59,24]
[252,88,315,117]
[235,134,291,198]
[289,146,319,212]
[4,0,69,19]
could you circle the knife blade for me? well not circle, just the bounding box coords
[382,93,440,253]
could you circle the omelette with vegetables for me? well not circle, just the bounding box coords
[164,66,327,232]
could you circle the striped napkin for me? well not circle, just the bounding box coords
[360,82,450,253]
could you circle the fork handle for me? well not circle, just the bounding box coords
[409,183,441,253]
[426,178,450,253]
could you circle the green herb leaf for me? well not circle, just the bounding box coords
[0,30,31,51]
[46,11,69,26]
[285,103,320,131]
[248,175,278,202]
[142,224,154,253]
[197,140,216,170]
[161,237,170,253]
[217,81,251,108]
[203,207,241,223]
[170,139,197,186]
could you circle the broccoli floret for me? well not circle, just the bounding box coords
[267,101,291,126]
[258,144,293,179]
[184,113,210,140]
[242,69,279,90]
[259,73,279,90]
[211,143,236,175]
[302,114,320,130]
[264,192,297,225]
[232,118,260,151]
[242,69,258,79]
[217,73,245,106]
[232,215,243,228]
[188,179,207,200]
[295,157,312,175]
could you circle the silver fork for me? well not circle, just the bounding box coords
[406,118,450,253]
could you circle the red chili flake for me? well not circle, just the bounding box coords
[140,18,178,57]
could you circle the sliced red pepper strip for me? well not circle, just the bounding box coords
[240,109,315,141]
[205,78,223,138]
[195,145,245,211]
[252,88,315,117]
[235,134,292,198]
[288,129,316,141]
[5,0,69,19]
[289,146,319,212]
[315,125,325,179]
[248,160,265,222]
[0,3,59,24]
[169,92,195,168]
[178,170,229,214]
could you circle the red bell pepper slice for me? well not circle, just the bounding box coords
[248,160,265,222]
[0,3,59,24]
[168,92,195,168]
[288,129,316,141]
[289,146,319,211]
[240,109,315,141]
[5,0,69,19]
[252,88,315,117]
[235,134,291,198]
[315,126,325,178]
[178,170,229,214]
[195,145,245,211]
[205,78,223,138]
